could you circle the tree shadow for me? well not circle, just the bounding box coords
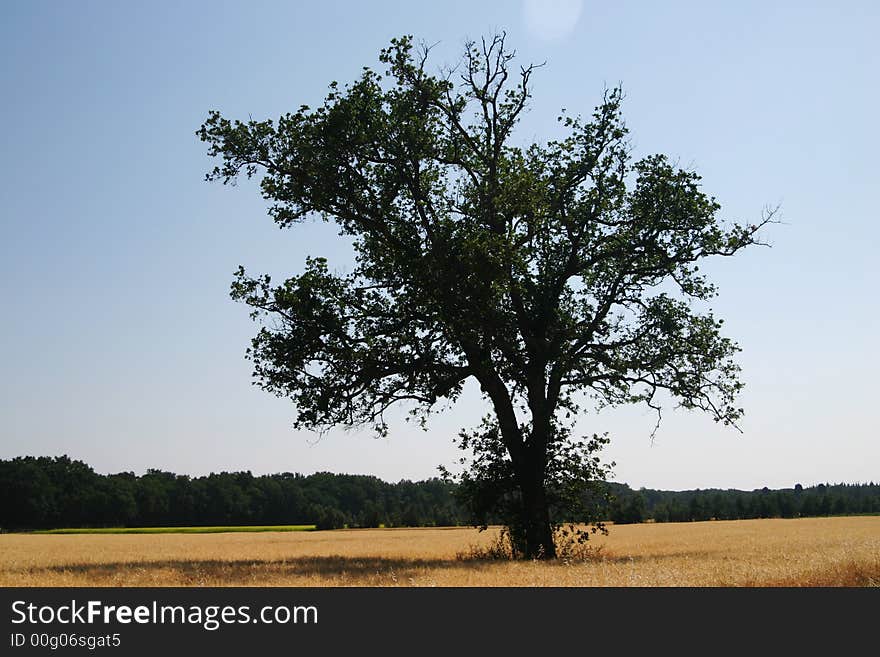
[29,554,494,580]
[17,550,719,584]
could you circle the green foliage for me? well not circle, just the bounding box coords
[1,456,876,532]
[441,418,612,557]
[198,34,775,558]
[0,456,462,531]
[610,491,646,524]
[313,506,348,531]
[610,481,880,522]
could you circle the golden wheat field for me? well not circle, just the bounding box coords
[1,516,878,587]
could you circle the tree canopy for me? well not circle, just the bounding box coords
[199,34,773,558]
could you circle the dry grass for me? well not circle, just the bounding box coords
[1,516,878,587]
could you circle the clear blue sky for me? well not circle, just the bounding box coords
[1,1,877,490]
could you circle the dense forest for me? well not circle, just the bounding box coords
[0,456,877,531]
[605,481,880,524]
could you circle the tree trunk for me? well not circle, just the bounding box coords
[481,367,558,558]
[516,459,556,559]
[518,402,557,559]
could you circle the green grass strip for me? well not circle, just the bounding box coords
[30,525,316,535]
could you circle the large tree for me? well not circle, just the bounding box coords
[199,34,772,558]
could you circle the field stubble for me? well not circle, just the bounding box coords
[1,516,878,587]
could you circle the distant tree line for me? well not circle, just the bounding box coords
[606,482,880,524]
[0,456,877,531]
[0,456,462,531]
